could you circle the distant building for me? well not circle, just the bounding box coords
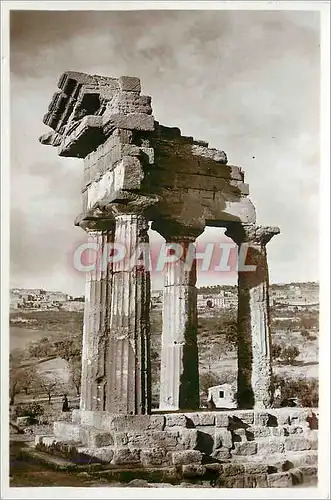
[208,383,236,409]
[197,291,237,311]
[10,288,69,310]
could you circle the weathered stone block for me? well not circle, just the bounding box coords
[291,451,318,467]
[78,446,114,464]
[222,463,245,476]
[244,474,268,488]
[53,421,82,442]
[232,441,257,456]
[114,432,129,447]
[255,412,271,427]
[88,430,114,448]
[244,464,269,475]
[140,448,169,467]
[112,448,140,465]
[267,472,293,488]
[199,413,215,426]
[178,429,199,450]
[119,76,141,93]
[172,450,202,466]
[257,439,285,455]
[165,414,188,428]
[247,426,271,439]
[103,113,154,132]
[127,431,155,448]
[285,437,312,452]
[239,411,254,425]
[214,429,233,450]
[182,465,206,478]
[218,476,245,488]
[299,465,318,479]
[111,415,164,432]
[151,430,179,450]
[187,412,215,427]
[215,413,230,428]
[211,448,231,460]
[271,426,289,437]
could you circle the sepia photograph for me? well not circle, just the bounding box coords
[1,1,330,497]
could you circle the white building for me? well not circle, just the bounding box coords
[207,383,236,409]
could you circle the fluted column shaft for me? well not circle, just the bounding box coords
[225,223,280,409]
[107,214,151,414]
[80,228,114,412]
[155,227,202,411]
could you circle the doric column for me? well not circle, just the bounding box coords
[225,223,280,409]
[107,213,151,414]
[153,221,203,411]
[79,221,114,412]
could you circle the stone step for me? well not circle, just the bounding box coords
[53,421,114,448]
[232,450,318,471]
[19,446,105,472]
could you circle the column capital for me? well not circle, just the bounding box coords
[151,218,204,242]
[225,223,280,246]
[109,193,160,218]
[74,214,115,233]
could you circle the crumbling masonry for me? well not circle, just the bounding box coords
[38,73,318,485]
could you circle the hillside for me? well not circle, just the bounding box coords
[10,306,319,383]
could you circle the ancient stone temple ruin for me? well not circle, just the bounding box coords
[36,72,318,487]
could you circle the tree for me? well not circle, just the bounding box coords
[280,346,300,365]
[20,367,37,395]
[36,373,62,404]
[9,369,22,406]
[199,371,235,394]
[205,344,223,370]
[69,358,82,396]
[272,375,318,408]
[28,338,53,358]
[54,337,81,362]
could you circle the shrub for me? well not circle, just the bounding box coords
[279,345,300,365]
[199,372,222,393]
[272,343,282,360]
[13,402,45,424]
[272,375,319,408]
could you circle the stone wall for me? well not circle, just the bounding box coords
[36,408,318,487]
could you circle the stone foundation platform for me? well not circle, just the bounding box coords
[35,408,318,487]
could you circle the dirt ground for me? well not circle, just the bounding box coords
[9,439,125,488]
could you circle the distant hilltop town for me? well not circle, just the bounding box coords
[152,281,319,312]
[10,288,85,312]
[10,282,319,313]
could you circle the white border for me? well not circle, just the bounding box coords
[1,1,330,499]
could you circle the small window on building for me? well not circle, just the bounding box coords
[219,391,224,398]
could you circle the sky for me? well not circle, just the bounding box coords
[9,8,321,296]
